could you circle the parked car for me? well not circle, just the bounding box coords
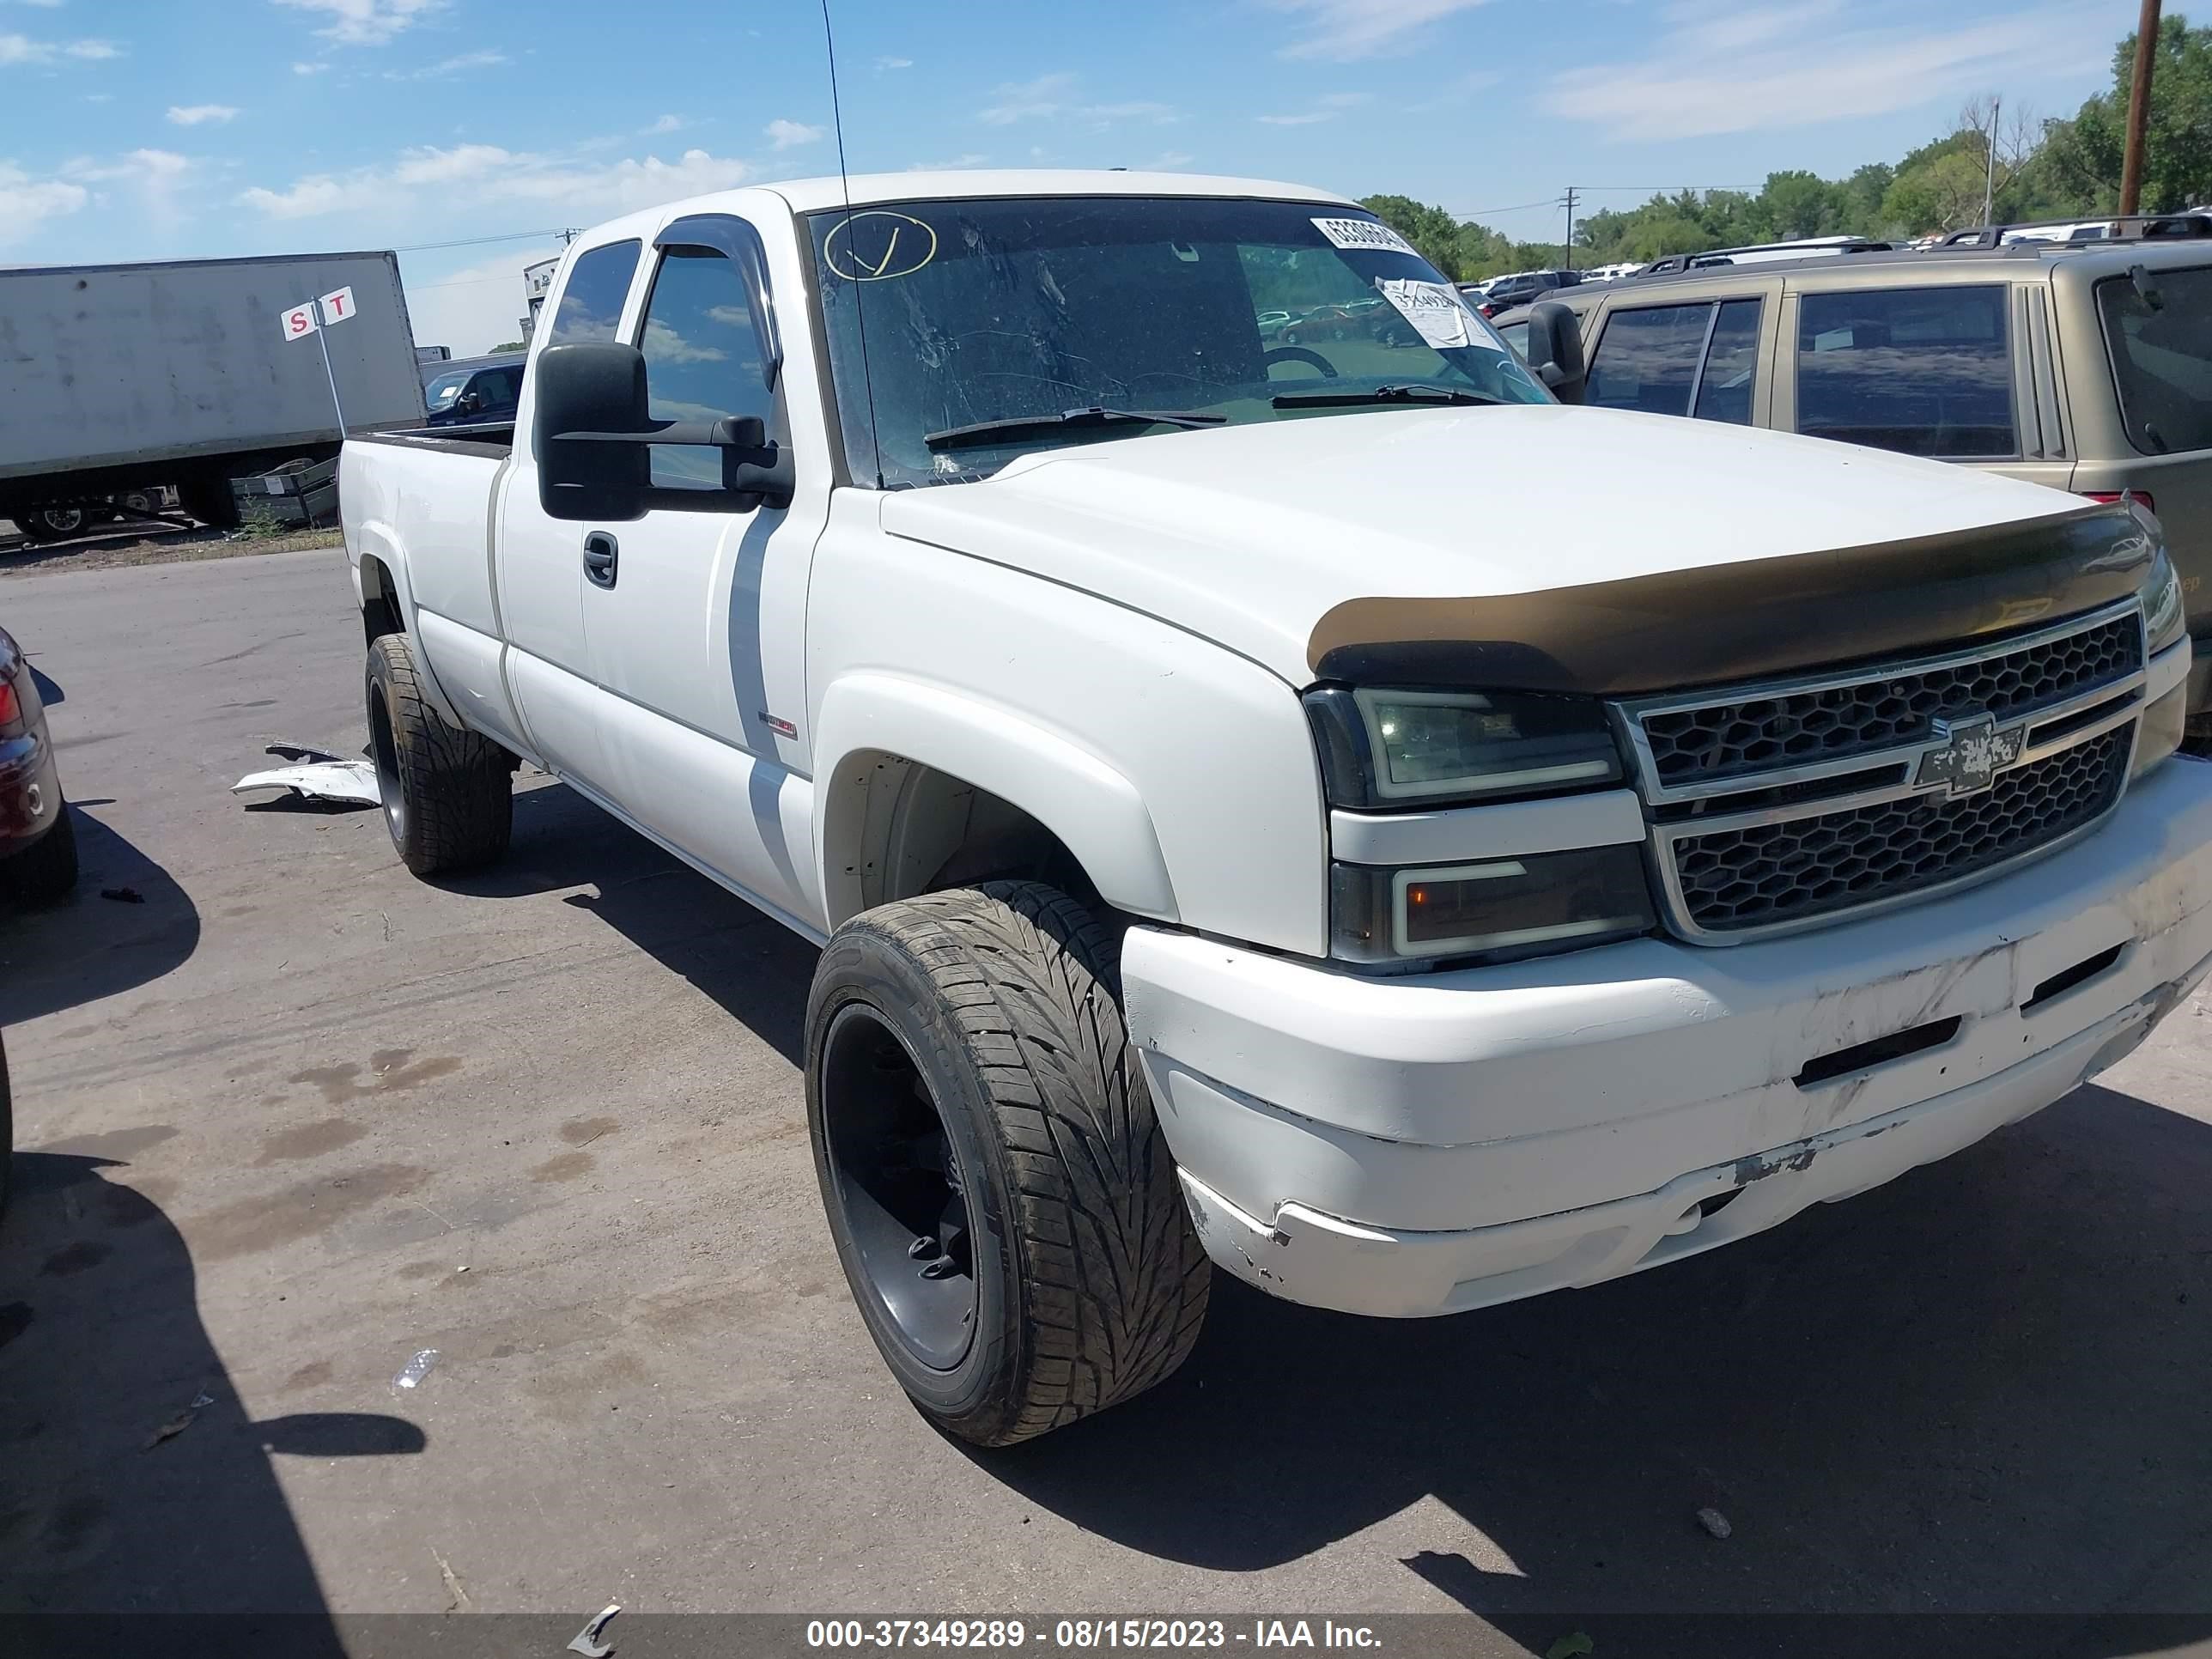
[344,170,2208,1447]
[1578,261,1644,283]
[1474,269,1578,315]
[1495,218,2212,737]
[422,354,527,428]
[0,622,76,905]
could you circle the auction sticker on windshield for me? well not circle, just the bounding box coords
[1374,278,1480,349]
[1312,216,1418,256]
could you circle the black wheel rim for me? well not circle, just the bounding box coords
[368,683,406,846]
[819,1004,978,1371]
[41,509,83,535]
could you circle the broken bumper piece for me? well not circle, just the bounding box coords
[1124,757,2212,1319]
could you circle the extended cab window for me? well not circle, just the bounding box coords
[2097,264,2212,454]
[1589,298,1761,423]
[548,240,642,343]
[636,247,774,490]
[1795,285,2014,458]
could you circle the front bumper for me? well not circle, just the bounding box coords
[1124,757,2212,1318]
[0,729,62,856]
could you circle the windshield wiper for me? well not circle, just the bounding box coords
[923,406,1227,448]
[1272,384,1503,410]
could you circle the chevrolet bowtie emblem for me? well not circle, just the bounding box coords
[1916,712,2025,799]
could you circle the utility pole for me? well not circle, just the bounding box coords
[1980,97,1999,228]
[2119,0,2163,215]
[1562,185,1578,270]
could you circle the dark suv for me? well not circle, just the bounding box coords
[1497,220,2212,732]
[1472,270,1577,317]
[422,354,526,428]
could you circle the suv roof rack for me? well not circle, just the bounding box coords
[1635,237,1893,276]
[1939,213,2212,250]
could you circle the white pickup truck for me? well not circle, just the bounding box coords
[344,171,2212,1445]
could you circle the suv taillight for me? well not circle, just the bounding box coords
[0,678,17,730]
[2082,489,2155,513]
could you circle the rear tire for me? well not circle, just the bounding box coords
[3,806,78,907]
[365,632,512,876]
[806,881,1210,1446]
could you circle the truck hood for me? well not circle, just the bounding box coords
[879,405,2148,693]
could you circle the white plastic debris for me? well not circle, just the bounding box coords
[392,1349,441,1393]
[568,1603,623,1657]
[232,742,380,806]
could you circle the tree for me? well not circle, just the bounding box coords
[2048,14,2212,212]
[488,340,527,353]
[1357,194,1466,278]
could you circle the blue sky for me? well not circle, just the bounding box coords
[1,0,2138,352]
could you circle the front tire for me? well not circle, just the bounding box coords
[806,882,1210,1446]
[3,806,78,907]
[365,632,512,876]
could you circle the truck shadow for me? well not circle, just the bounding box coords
[0,1150,420,1639]
[440,779,812,1068]
[984,1083,2212,1650]
[0,809,201,1026]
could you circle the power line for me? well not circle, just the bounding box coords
[391,228,572,253]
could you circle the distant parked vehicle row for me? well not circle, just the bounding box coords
[1495,216,2212,736]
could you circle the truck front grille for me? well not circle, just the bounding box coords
[1641,611,2141,787]
[1614,599,2148,943]
[1670,726,2131,933]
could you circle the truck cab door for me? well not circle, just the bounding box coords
[575,215,823,928]
[495,237,646,788]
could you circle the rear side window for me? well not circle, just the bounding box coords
[2098,265,2212,455]
[1589,298,1763,422]
[1589,305,1710,415]
[548,240,642,344]
[636,247,774,490]
[1795,286,2014,458]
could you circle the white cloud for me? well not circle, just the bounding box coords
[0,161,87,244]
[764,118,824,150]
[393,48,505,79]
[1547,0,2116,138]
[15,0,67,9]
[979,71,1073,125]
[647,113,683,133]
[907,154,988,172]
[1256,110,1334,125]
[167,103,239,125]
[0,30,118,63]
[873,54,912,70]
[291,60,327,74]
[1266,0,1495,60]
[403,247,561,356]
[979,74,1182,128]
[271,0,443,46]
[241,142,753,222]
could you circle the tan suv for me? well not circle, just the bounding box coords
[1498,222,2212,728]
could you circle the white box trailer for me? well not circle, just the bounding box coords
[0,249,424,536]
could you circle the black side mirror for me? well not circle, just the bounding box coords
[536,342,652,520]
[532,343,796,521]
[1525,301,1586,404]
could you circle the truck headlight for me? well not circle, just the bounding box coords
[2133,548,2191,781]
[1304,686,1625,809]
[1329,846,1656,966]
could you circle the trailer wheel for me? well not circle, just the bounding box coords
[3,806,78,907]
[807,881,1210,1446]
[366,632,512,876]
[16,507,85,544]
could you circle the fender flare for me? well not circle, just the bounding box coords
[351,518,469,731]
[813,672,1177,928]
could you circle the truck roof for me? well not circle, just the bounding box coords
[757,169,1359,214]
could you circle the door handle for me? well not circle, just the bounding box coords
[582,532,618,589]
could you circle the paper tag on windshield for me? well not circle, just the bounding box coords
[1312,216,1417,256]
[1374,278,1479,349]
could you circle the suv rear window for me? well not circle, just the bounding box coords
[2098,265,2212,454]
[1794,286,2014,458]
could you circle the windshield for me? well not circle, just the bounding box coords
[424,367,472,409]
[806,196,1547,486]
[2099,265,2212,455]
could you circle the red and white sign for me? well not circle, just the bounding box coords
[279,302,319,341]
[318,285,356,326]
